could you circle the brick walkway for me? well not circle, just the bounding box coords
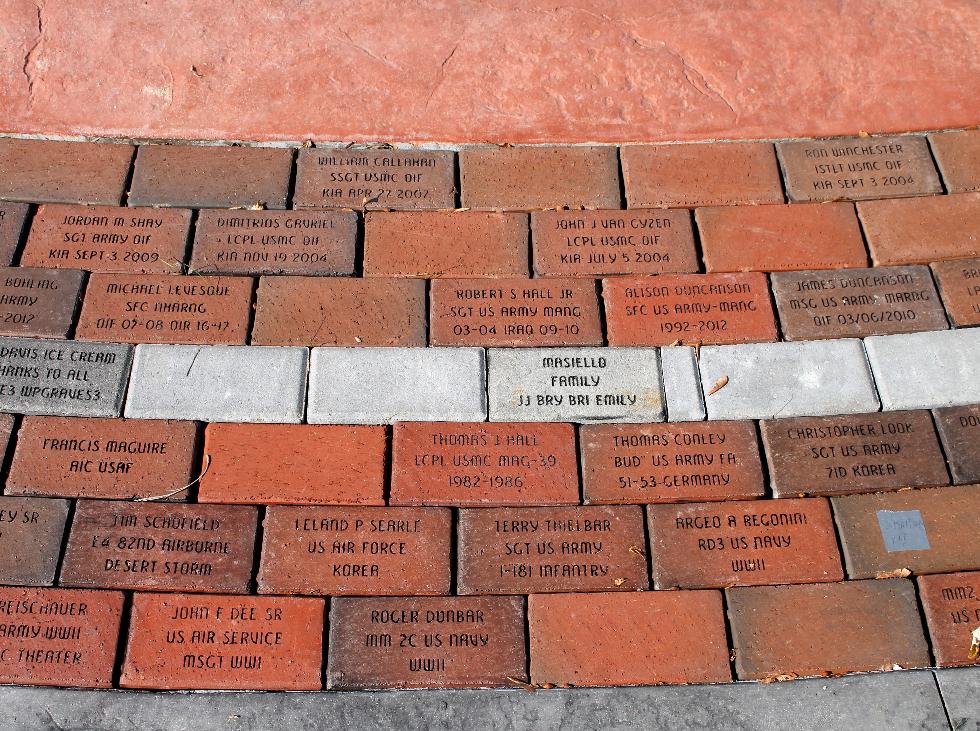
[0,132,977,725]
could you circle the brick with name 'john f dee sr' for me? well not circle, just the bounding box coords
[917,571,980,667]
[0,496,69,586]
[931,257,980,327]
[933,404,980,484]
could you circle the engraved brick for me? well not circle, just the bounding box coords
[772,265,948,339]
[6,416,196,500]
[76,273,252,345]
[917,571,980,667]
[728,579,929,680]
[932,258,980,327]
[621,142,783,208]
[530,209,698,277]
[858,192,980,265]
[252,276,425,346]
[761,411,949,497]
[0,267,84,338]
[0,496,69,586]
[190,210,356,276]
[129,145,292,209]
[457,506,647,594]
[832,485,980,578]
[327,596,526,689]
[487,347,664,423]
[459,146,619,210]
[0,337,132,418]
[581,422,764,504]
[648,498,843,589]
[0,202,29,265]
[929,129,980,193]
[430,278,602,347]
[294,148,456,210]
[777,135,941,202]
[258,506,451,595]
[696,202,867,272]
[60,501,257,593]
[0,586,123,688]
[603,273,777,346]
[0,139,134,205]
[199,423,385,506]
[20,204,191,273]
[363,211,528,278]
[391,422,578,506]
[933,404,980,484]
[529,591,731,686]
[121,593,324,690]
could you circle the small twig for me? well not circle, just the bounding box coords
[134,455,211,502]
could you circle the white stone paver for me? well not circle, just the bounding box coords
[660,345,705,421]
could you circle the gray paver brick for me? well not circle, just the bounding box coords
[935,667,980,731]
[661,345,705,421]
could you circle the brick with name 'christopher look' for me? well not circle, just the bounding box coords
[0,267,85,339]
[761,411,949,497]
[933,404,980,484]
[430,278,602,347]
[647,498,843,589]
[391,422,579,506]
[771,266,948,339]
[121,593,324,690]
[75,273,252,345]
[932,258,980,327]
[916,571,980,667]
[530,209,698,277]
[0,203,29,266]
[0,496,69,586]
[59,501,258,593]
[21,204,191,273]
[294,148,456,210]
[580,422,765,504]
[327,596,527,689]
[258,506,451,596]
[457,506,648,594]
[190,209,356,276]
[0,586,124,688]
[603,273,777,346]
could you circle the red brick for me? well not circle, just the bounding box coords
[121,593,324,690]
[459,146,619,210]
[0,202,29,265]
[761,411,949,497]
[832,486,980,578]
[697,202,868,272]
[75,273,252,344]
[391,422,579,506]
[932,257,980,326]
[6,417,197,500]
[190,209,356,276]
[0,139,133,205]
[20,204,192,273]
[917,571,980,667]
[0,412,12,461]
[933,404,980,484]
[529,591,731,686]
[457,506,647,594]
[0,496,69,586]
[327,596,526,689]
[647,498,843,589]
[531,208,699,277]
[430,278,602,347]
[258,506,451,596]
[581,422,764,504]
[929,130,980,193]
[0,586,123,688]
[294,148,456,210]
[621,142,783,208]
[777,135,941,202]
[858,193,980,265]
[252,276,425,346]
[727,579,930,680]
[60,500,257,593]
[128,144,292,208]
[0,266,85,338]
[199,423,385,505]
[363,211,528,278]
[603,273,777,346]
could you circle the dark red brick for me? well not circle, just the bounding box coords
[0,496,69,586]
[928,130,980,193]
[0,267,84,338]
[0,412,13,461]
[0,202,29,265]
[932,257,980,327]
[933,404,980,484]
[0,139,133,205]
[917,571,980,667]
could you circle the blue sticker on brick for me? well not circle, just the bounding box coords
[876,510,930,552]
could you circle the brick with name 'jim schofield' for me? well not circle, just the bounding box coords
[0,267,85,339]
[0,496,69,586]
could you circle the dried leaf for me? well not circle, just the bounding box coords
[506,676,538,692]
[613,578,626,586]
[760,672,800,684]
[706,375,729,396]
[301,140,314,148]
[247,201,266,210]
[969,627,980,660]
[874,568,911,579]
[858,130,871,138]
[628,545,646,556]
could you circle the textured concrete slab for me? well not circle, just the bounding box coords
[124,344,308,423]
[865,329,980,410]
[936,667,980,729]
[0,670,950,730]
[699,340,880,420]
[661,346,705,422]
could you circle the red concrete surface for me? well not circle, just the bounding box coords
[1,1,978,144]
